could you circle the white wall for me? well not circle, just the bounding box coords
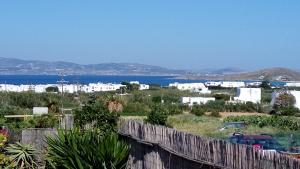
[234,88,261,103]
[181,97,215,106]
[285,82,300,87]
[221,82,245,88]
[33,107,48,115]
[169,82,206,91]
[205,81,222,87]
[139,84,150,90]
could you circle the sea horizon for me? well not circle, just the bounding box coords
[0,75,287,87]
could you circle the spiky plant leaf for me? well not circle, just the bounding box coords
[6,142,37,169]
[46,129,130,169]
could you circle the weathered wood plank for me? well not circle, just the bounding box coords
[119,119,300,169]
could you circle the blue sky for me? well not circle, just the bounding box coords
[0,1,299,70]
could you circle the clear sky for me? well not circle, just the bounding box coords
[0,1,299,70]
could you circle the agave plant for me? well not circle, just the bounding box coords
[46,129,130,169]
[6,142,37,169]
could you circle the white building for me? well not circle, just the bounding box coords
[57,84,81,93]
[129,81,140,85]
[139,84,150,90]
[205,81,222,87]
[234,88,261,103]
[285,82,300,87]
[192,88,212,94]
[181,97,215,106]
[129,81,150,90]
[221,81,245,88]
[81,83,125,93]
[0,83,126,93]
[271,91,300,109]
[169,82,206,91]
[246,82,262,87]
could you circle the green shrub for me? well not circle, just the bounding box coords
[260,80,271,89]
[0,153,12,167]
[74,100,119,133]
[165,104,183,115]
[45,86,59,93]
[213,94,230,101]
[276,106,300,116]
[191,105,205,116]
[46,129,130,169]
[123,102,151,115]
[33,114,58,128]
[210,110,221,117]
[224,115,300,130]
[145,104,168,126]
[198,101,262,113]
[273,92,296,110]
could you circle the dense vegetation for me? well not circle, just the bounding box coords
[46,130,130,169]
[190,101,263,117]
[224,115,300,130]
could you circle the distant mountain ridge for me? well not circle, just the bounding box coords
[187,67,300,81]
[0,57,299,81]
[226,67,300,81]
[0,57,186,75]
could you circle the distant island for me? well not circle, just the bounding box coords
[183,67,300,81]
[0,57,300,81]
[0,57,186,76]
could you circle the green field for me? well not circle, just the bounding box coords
[167,114,300,147]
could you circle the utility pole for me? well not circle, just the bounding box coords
[57,71,68,114]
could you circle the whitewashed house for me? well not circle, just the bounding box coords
[205,81,222,87]
[57,84,81,93]
[34,85,48,93]
[181,97,215,106]
[129,81,140,85]
[82,83,126,93]
[221,81,245,88]
[129,81,150,90]
[192,88,212,94]
[139,84,150,90]
[285,82,300,87]
[246,82,262,87]
[234,88,261,103]
[169,82,206,90]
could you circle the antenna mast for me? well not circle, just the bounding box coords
[57,71,68,114]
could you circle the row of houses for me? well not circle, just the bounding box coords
[180,86,300,110]
[181,88,262,106]
[205,81,247,88]
[169,82,211,94]
[0,81,150,93]
[169,81,263,93]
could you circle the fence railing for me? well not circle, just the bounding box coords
[119,120,300,169]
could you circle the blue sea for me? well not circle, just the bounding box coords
[0,75,286,87]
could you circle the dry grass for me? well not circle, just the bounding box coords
[219,112,269,119]
[167,114,231,139]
